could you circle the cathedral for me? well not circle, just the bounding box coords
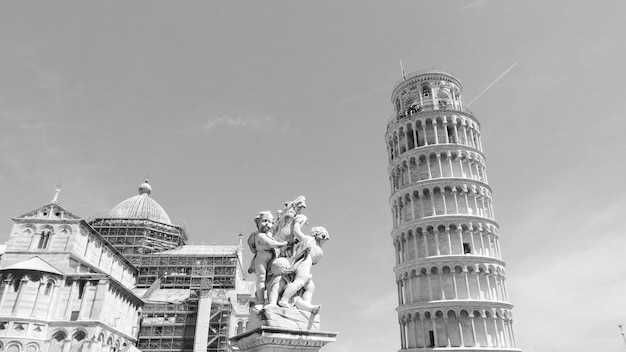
[0,181,254,352]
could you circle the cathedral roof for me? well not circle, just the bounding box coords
[108,180,172,225]
[0,256,64,275]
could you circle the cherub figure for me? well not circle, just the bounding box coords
[273,196,307,245]
[277,223,329,314]
[247,211,288,309]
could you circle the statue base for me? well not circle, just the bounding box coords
[248,305,321,331]
[230,326,337,352]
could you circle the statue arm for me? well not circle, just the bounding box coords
[256,233,288,248]
[292,214,309,243]
[247,233,257,254]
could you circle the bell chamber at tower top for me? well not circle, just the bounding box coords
[390,69,470,120]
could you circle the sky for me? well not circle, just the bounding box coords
[1,1,625,351]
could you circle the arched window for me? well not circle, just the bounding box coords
[49,331,66,352]
[236,321,244,335]
[70,331,86,352]
[38,231,52,249]
[25,344,38,352]
[44,282,54,295]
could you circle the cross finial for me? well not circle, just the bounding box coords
[51,183,62,203]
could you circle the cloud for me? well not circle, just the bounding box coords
[203,113,275,131]
[457,0,488,12]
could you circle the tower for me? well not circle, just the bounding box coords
[385,69,520,350]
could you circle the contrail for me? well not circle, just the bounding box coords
[467,62,518,107]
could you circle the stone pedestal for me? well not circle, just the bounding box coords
[247,306,321,331]
[230,326,337,352]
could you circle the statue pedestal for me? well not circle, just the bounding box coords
[247,306,321,331]
[230,326,337,352]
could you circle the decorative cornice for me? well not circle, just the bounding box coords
[393,255,506,274]
[231,326,337,351]
[396,300,514,313]
[386,106,479,132]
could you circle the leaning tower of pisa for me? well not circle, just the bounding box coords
[385,69,520,351]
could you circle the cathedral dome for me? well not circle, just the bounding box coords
[108,180,172,224]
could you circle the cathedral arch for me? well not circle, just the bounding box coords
[49,330,67,352]
[24,344,39,352]
[5,342,22,352]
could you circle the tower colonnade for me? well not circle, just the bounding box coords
[385,69,520,351]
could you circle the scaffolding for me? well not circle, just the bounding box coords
[90,218,187,266]
[90,217,240,352]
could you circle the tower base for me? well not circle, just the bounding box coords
[230,326,337,352]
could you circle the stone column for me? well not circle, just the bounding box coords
[231,326,336,352]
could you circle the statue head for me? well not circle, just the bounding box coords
[293,195,306,211]
[311,226,330,242]
[254,211,275,233]
[283,196,306,215]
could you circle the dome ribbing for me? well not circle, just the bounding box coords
[108,180,171,224]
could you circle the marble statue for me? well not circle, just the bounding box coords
[247,210,288,309]
[247,196,330,326]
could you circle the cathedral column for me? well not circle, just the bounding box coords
[30,281,46,317]
[47,283,62,320]
[0,279,10,312]
[12,276,29,314]
[64,280,77,319]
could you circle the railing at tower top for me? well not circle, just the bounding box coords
[387,104,475,130]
